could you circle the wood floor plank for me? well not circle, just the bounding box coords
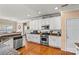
[17,42,75,55]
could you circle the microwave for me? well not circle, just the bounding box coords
[41,25,49,30]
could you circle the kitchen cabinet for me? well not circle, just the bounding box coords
[29,21,35,30]
[32,34,40,43]
[29,20,41,30]
[27,34,61,48]
[53,16,61,29]
[49,19,53,30]
[49,36,61,48]
[3,38,13,48]
[41,16,61,30]
[35,20,40,30]
[27,34,40,44]
[27,34,32,41]
[40,16,61,30]
[29,16,61,30]
[40,19,50,27]
[54,37,61,48]
[49,36,55,47]
[38,20,42,30]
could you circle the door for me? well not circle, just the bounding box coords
[66,19,79,53]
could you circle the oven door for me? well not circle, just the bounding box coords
[40,37,49,46]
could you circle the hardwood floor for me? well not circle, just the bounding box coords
[17,42,75,55]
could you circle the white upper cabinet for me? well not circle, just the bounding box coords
[42,19,50,25]
[53,16,61,29]
[49,18,54,30]
[29,20,42,30]
[29,21,35,30]
[38,20,42,30]
[42,16,61,30]
[29,16,61,30]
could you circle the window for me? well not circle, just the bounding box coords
[0,24,13,33]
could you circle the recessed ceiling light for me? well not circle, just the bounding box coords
[27,14,30,17]
[38,11,41,14]
[54,7,58,10]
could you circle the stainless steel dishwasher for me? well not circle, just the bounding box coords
[13,36,23,49]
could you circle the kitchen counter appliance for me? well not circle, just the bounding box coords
[13,36,23,49]
[40,33,49,46]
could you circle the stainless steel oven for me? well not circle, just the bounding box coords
[40,34,49,46]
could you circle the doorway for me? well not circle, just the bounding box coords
[66,19,79,53]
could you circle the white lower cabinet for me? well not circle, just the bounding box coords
[27,34,40,44]
[32,34,40,43]
[3,38,13,48]
[27,34,61,48]
[54,37,61,48]
[49,36,55,47]
[49,36,61,48]
[27,34,33,41]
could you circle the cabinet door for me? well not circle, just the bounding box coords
[54,37,61,48]
[27,34,36,42]
[34,35,40,43]
[35,20,39,30]
[33,20,36,30]
[50,19,53,30]
[29,21,35,30]
[53,16,61,29]
[27,34,32,41]
[49,36,55,47]
[3,38,13,48]
[31,34,40,43]
[49,36,61,48]
[29,20,40,30]
[38,20,41,30]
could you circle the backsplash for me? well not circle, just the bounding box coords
[29,29,61,36]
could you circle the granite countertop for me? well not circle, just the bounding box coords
[0,32,21,42]
[0,32,21,38]
[29,33,61,36]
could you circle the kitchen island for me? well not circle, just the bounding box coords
[0,32,22,55]
[0,32,21,38]
[0,32,21,44]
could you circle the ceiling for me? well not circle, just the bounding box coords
[0,4,79,22]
